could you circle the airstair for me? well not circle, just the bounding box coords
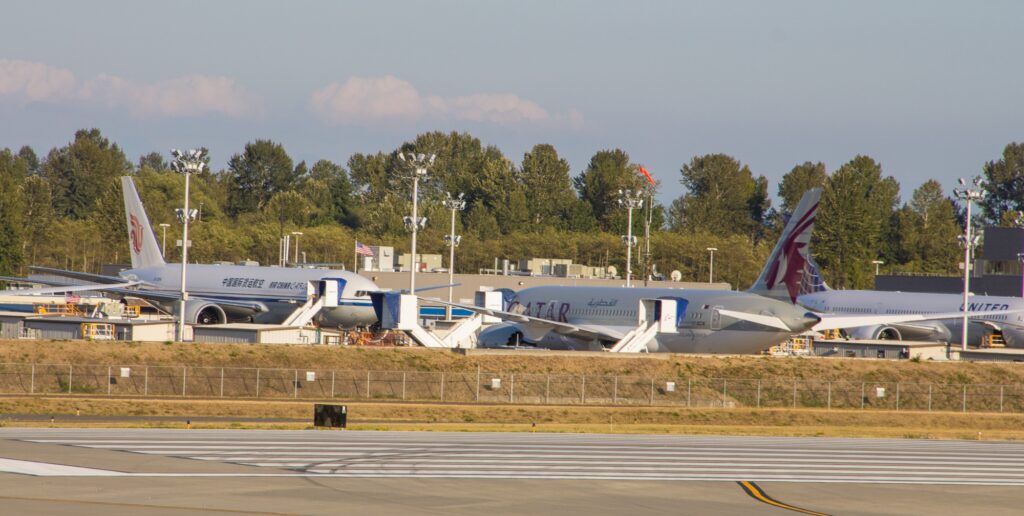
[371,290,502,349]
[607,298,682,353]
[282,280,341,327]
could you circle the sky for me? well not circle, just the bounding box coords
[1,0,1021,206]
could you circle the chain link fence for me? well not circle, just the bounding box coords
[0,362,1022,413]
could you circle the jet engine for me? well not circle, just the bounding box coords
[182,301,227,325]
[843,325,903,341]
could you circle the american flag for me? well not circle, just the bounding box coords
[355,241,374,257]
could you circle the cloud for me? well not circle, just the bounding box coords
[309,75,582,128]
[0,59,76,102]
[0,58,260,118]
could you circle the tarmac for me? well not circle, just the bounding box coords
[1,428,1022,515]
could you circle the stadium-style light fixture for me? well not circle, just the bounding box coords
[953,176,986,353]
[170,148,207,342]
[397,151,435,294]
[443,192,467,320]
[618,189,644,287]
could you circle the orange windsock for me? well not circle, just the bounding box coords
[638,165,655,186]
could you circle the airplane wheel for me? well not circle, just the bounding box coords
[508,331,523,347]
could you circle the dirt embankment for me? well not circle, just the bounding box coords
[2,339,1023,385]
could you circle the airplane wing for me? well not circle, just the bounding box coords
[0,281,141,296]
[28,266,128,284]
[717,309,794,330]
[813,309,1024,332]
[425,298,625,342]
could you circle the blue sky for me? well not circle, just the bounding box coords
[1,1,1020,206]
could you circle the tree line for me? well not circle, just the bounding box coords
[1,128,1022,290]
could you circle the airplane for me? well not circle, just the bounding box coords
[796,253,1024,347]
[433,188,1012,354]
[0,176,379,328]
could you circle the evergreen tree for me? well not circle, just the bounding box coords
[668,154,770,240]
[574,149,644,231]
[226,140,301,215]
[895,180,960,273]
[0,150,27,275]
[778,161,827,214]
[40,128,132,219]
[519,144,577,229]
[980,142,1024,225]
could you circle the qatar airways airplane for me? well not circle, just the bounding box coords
[445,189,989,353]
[1,177,378,328]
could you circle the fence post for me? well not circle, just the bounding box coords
[928,384,932,411]
[107,366,111,395]
[1000,385,1004,413]
[895,383,900,411]
[581,375,586,404]
[475,368,480,402]
[440,372,445,402]
[294,369,298,398]
[366,370,371,399]
[30,364,34,394]
[722,379,727,407]
[256,368,260,398]
[962,384,967,413]
[861,382,865,409]
[792,380,797,408]
[547,375,551,405]
[827,381,831,410]
[510,373,515,403]
[220,368,224,398]
[68,364,72,394]
[650,378,654,406]
[613,376,618,405]
[402,372,406,401]
[331,370,335,398]
[144,366,148,396]
[687,378,691,407]
[756,379,761,408]
[182,367,187,397]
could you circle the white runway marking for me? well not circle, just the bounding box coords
[9,430,1024,484]
[0,458,124,477]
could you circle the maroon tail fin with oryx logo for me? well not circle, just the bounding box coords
[748,188,821,303]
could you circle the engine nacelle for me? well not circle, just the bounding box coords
[182,300,227,325]
[843,325,903,341]
[478,323,530,348]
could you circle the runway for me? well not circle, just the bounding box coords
[2,429,1023,514]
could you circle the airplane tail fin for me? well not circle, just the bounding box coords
[800,255,831,294]
[748,188,822,303]
[121,176,166,269]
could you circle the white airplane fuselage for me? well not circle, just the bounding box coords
[480,286,820,354]
[120,264,378,327]
[799,290,1024,346]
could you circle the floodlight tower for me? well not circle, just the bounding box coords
[291,231,304,265]
[443,192,466,320]
[707,247,718,283]
[159,223,170,257]
[1016,211,1024,298]
[618,189,644,287]
[170,148,206,342]
[953,176,986,352]
[397,152,435,294]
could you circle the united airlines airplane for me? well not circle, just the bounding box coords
[3,177,378,328]
[797,256,1024,347]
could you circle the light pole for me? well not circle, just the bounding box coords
[871,260,884,276]
[397,152,434,294]
[618,189,643,287]
[1016,211,1024,298]
[707,247,718,283]
[291,231,303,265]
[443,192,466,320]
[953,176,986,352]
[170,148,206,342]
[159,223,170,258]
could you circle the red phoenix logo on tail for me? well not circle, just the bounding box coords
[129,214,143,254]
[764,203,817,303]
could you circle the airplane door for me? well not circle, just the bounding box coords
[710,306,722,330]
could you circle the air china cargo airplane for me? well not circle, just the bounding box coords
[797,254,1024,347]
[1,177,378,328]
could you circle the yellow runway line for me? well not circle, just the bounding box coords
[738,481,829,516]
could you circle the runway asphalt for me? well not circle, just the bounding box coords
[1,428,1023,515]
